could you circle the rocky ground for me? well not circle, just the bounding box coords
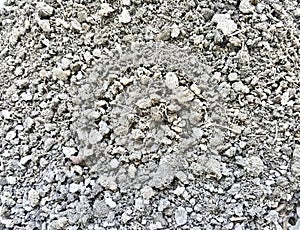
[0,0,300,229]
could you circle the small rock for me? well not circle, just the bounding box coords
[71,19,82,31]
[175,206,188,226]
[232,81,250,93]
[228,72,239,81]
[38,3,54,19]
[173,86,194,104]
[21,92,33,101]
[165,72,179,90]
[122,0,131,6]
[89,129,103,144]
[6,176,17,185]
[109,159,119,169]
[173,186,185,196]
[92,48,102,58]
[69,183,81,193]
[190,83,201,95]
[158,199,170,212]
[20,155,32,165]
[55,217,68,229]
[24,117,34,129]
[38,20,51,32]
[140,186,155,199]
[171,24,180,38]
[2,110,12,119]
[212,14,237,35]
[52,67,71,81]
[136,98,151,109]
[105,197,117,208]
[239,0,255,14]
[119,8,131,24]
[99,3,114,17]
[62,147,77,157]
[6,131,16,141]
[28,189,40,207]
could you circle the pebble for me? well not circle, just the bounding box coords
[38,3,54,19]
[175,206,188,226]
[228,72,239,82]
[109,159,119,169]
[6,130,16,141]
[20,155,32,165]
[158,199,170,212]
[239,0,255,14]
[211,14,237,35]
[232,81,250,94]
[62,147,77,157]
[171,24,180,38]
[105,197,117,208]
[21,91,33,101]
[140,186,155,199]
[173,86,194,104]
[52,67,71,81]
[92,48,102,58]
[28,189,40,207]
[165,72,179,90]
[38,20,51,32]
[2,110,12,119]
[119,8,131,24]
[99,3,114,17]
[6,176,17,185]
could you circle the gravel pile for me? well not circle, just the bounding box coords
[0,0,300,229]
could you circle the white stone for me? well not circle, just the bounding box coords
[109,159,119,169]
[140,186,155,199]
[122,0,131,6]
[239,0,255,14]
[2,110,11,119]
[212,14,237,35]
[232,81,250,94]
[165,72,179,90]
[119,8,131,24]
[128,164,137,178]
[56,217,68,229]
[173,86,194,104]
[21,92,33,101]
[99,3,114,17]
[62,147,77,157]
[0,0,5,8]
[52,67,70,81]
[69,183,81,193]
[136,98,151,109]
[190,83,201,95]
[171,24,180,38]
[158,199,170,212]
[6,176,17,185]
[228,72,239,81]
[89,129,103,144]
[71,19,82,31]
[92,48,102,57]
[105,197,117,208]
[6,131,16,141]
[24,117,34,129]
[38,20,51,32]
[173,186,185,196]
[175,206,188,226]
[99,121,110,135]
[28,189,40,207]
[20,155,32,165]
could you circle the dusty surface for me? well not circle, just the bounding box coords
[0,0,300,229]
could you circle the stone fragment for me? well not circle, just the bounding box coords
[175,206,188,226]
[38,20,51,32]
[71,19,82,31]
[165,72,179,90]
[52,67,70,81]
[228,72,239,82]
[99,3,114,17]
[171,24,180,38]
[232,81,250,93]
[38,3,54,18]
[20,155,32,165]
[173,86,194,104]
[62,147,77,157]
[28,189,40,207]
[158,199,170,212]
[119,8,131,24]
[212,14,237,35]
[105,197,117,208]
[6,176,17,185]
[92,48,102,57]
[140,186,155,199]
[239,0,255,14]
[6,131,16,141]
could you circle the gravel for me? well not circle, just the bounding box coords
[0,0,300,229]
